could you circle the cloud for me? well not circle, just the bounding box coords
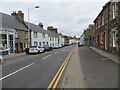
[0,1,109,37]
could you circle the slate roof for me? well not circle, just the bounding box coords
[0,12,27,30]
[0,12,58,38]
[24,22,58,38]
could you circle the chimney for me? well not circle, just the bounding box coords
[11,11,17,16]
[47,26,58,33]
[11,10,24,23]
[38,23,43,28]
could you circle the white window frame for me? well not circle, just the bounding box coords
[39,42,41,47]
[25,32,28,39]
[34,42,38,46]
[34,32,37,38]
[15,31,18,38]
[42,33,45,38]
[112,3,116,19]
[112,31,116,47]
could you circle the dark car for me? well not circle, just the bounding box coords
[43,45,53,51]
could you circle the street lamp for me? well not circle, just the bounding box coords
[27,6,39,48]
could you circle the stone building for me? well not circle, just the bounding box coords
[63,35,69,46]
[84,24,95,46]
[94,3,109,51]
[11,11,29,53]
[108,1,120,54]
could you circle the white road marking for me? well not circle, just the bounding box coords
[55,51,59,54]
[42,55,51,60]
[0,63,34,80]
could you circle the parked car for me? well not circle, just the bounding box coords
[58,44,62,48]
[29,46,44,54]
[0,55,3,65]
[43,45,53,51]
[53,45,59,49]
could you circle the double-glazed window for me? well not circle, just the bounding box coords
[34,32,37,38]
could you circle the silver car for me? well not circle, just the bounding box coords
[29,46,45,54]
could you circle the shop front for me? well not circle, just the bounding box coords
[0,28,15,55]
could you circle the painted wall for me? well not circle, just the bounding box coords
[49,37,58,47]
[31,31,49,47]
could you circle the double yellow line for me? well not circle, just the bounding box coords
[47,46,75,90]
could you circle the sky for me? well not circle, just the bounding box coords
[0,0,110,37]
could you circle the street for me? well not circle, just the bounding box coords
[2,45,74,88]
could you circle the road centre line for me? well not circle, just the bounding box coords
[47,46,76,89]
[0,63,34,81]
[42,55,52,60]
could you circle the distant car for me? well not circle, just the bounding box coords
[58,44,62,48]
[0,55,3,65]
[53,45,59,49]
[29,46,44,54]
[43,45,53,51]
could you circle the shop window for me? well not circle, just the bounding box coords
[1,34,7,50]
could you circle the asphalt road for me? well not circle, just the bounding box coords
[2,45,74,88]
[78,46,118,88]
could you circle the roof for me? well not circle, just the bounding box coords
[0,12,27,31]
[93,2,110,23]
[24,22,58,38]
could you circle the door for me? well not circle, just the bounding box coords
[98,34,100,47]
[15,44,18,53]
[20,43,23,52]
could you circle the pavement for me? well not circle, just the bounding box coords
[2,52,26,60]
[59,46,118,88]
[1,45,74,88]
[90,46,119,64]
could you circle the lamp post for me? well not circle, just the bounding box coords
[27,6,39,48]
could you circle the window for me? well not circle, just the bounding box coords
[39,42,41,47]
[24,43,26,48]
[25,32,28,38]
[43,42,45,46]
[112,31,116,47]
[15,31,18,38]
[46,42,48,45]
[34,32,37,38]
[101,14,105,26]
[112,3,116,19]
[42,33,45,38]
[34,42,38,46]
